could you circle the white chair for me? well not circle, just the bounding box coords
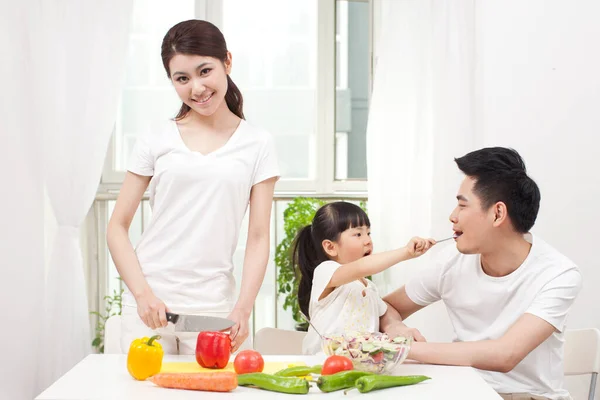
[254,327,307,355]
[564,328,600,400]
[103,315,123,354]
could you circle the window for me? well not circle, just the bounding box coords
[221,0,318,181]
[335,0,371,180]
[101,0,372,193]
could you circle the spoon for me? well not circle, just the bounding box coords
[436,233,461,243]
[299,311,325,340]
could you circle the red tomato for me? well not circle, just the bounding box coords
[371,351,384,363]
[233,350,265,374]
[321,355,354,375]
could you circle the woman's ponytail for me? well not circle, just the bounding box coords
[225,75,244,119]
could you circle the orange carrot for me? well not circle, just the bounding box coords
[151,372,238,392]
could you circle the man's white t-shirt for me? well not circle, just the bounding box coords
[405,234,582,400]
[302,260,388,355]
[122,119,280,313]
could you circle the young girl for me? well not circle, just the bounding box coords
[293,201,435,354]
[107,20,279,354]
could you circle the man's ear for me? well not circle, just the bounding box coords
[322,239,337,258]
[492,201,508,227]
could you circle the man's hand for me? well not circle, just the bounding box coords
[380,300,427,342]
[384,321,427,342]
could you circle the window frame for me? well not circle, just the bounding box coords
[99,0,373,195]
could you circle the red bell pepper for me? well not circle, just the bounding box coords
[195,331,231,369]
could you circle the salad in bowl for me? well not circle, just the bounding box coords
[321,331,412,374]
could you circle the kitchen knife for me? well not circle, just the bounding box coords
[166,312,235,332]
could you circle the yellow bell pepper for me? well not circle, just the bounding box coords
[127,335,163,380]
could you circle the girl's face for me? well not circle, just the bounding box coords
[324,225,373,264]
[168,53,231,117]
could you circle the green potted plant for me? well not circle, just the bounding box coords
[275,198,368,331]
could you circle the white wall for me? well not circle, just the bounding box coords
[480,1,600,397]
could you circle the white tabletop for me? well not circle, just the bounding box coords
[36,354,502,399]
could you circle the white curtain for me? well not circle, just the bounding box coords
[367,0,480,341]
[33,0,133,393]
[0,4,45,400]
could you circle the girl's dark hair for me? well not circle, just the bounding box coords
[161,19,244,120]
[292,201,370,319]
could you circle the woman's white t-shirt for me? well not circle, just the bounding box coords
[302,260,388,354]
[123,119,280,314]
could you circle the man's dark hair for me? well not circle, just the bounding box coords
[454,147,541,233]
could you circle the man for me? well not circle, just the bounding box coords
[381,147,582,400]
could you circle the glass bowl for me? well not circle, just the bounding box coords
[321,332,412,374]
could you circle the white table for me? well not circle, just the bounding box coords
[36,355,502,399]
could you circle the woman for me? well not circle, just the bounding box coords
[107,19,279,354]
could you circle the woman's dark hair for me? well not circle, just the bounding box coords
[161,19,244,120]
[454,147,541,233]
[292,201,370,319]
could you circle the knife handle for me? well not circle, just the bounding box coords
[165,312,179,324]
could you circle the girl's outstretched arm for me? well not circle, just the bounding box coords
[326,237,436,289]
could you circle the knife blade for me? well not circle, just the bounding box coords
[166,312,235,332]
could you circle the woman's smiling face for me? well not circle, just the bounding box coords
[168,53,231,117]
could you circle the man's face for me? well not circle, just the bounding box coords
[449,176,496,254]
